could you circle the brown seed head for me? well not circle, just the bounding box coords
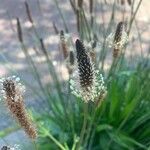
[60,30,68,59]
[24,1,33,23]
[1,77,37,139]
[114,22,124,44]
[16,18,23,43]
[76,39,93,89]
[113,21,127,58]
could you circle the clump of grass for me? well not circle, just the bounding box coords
[1,0,149,150]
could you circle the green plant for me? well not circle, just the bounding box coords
[0,0,149,150]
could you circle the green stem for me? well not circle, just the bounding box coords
[29,24,69,125]
[48,134,66,150]
[87,100,106,149]
[72,136,79,150]
[54,0,68,32]
[87,129,96,150]
[44,129,66,150]
[98,0,116,69]
[84,106,96,148]
[32,140,38,150]
[76,103,88,150]
[127,0,143,35]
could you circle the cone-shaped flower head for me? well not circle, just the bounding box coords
[70,39,107,102]
[1,76,25,102]
[106,21,128,58]
[0,76,37,139]
[113,21,126,47]
[1,144,20,150]
[76,39,93,88]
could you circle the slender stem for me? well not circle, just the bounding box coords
[32,140,38,150]
[47,132,66,150]
[69,0,76,13]
[127,0,143,35]
[107,56,119,81]
[84,106,96,148]
[54,0,68,32]
[99,0,116,69]
[76,103,88,149]
[6,11,16,33]
[87,129,96,150]
[40,125,66,150]
[20,43,48,98]
[134,19,143,59]
[87,100,106,149]
[71,135,79,150]
[67,77,75,136]
[90,0,94,27]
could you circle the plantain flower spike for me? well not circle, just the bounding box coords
[1,144,20,150]
[70,39,107,102]
[0,76,37,139]
[106,21,128,58]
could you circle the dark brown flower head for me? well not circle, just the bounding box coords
[1,146,10,150]
[70,40,107,102]
[24,1,33,23]
[40,38,48,56]
[113,21,128,58]
[106,21,128,58]
[60,30,64,37]
[76,39,93,88]
[16,18,23,43]
[52,22,59,34]
[3,79,16,101]
[1,77,24,102]
[1,145,20,150]
[114,21,124,44]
